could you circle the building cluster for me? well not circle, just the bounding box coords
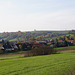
[0,39,75,53]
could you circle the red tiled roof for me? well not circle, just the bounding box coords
[18,41,34,44]
[67,40,75,43]
[33,43,42,46]
[73,40,75,43]
[36,41,46,43]
[58,40,63,42]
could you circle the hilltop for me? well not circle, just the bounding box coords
[0,30,70,41]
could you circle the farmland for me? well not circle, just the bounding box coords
[0,49,75,75]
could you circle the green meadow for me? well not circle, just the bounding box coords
[0,50,75,75]
[55,46,75,50]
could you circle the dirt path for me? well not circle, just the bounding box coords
[0,56,24,60]
[0,53,25,57]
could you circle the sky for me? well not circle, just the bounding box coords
[0,0,75,32]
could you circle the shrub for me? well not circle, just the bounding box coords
[24,46,57,57]
[0,49,3,53]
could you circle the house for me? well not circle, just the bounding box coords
[73,40,75,45]
[56,40,64,47]
[58,40,63,43]
[0,41,4,52]
[0,44,4,50]
[36,41,47,45]
[50,39,55,44]
[32,43,42,48]
[58,40,64,44]
[16,41,33,50]
[10,41,18,49]
[67,40,75,46]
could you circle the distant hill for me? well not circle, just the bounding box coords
[69,30,75,34]
[0,30,70,41]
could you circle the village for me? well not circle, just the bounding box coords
[0,30,75,53]
[0,37,75,53]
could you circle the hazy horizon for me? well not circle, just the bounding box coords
[0,0,75,32]
[0,29,73,33]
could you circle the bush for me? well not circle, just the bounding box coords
[24,46,57,57]
[0,49,3,53]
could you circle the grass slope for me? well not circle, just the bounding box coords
[0,50,75,75]
[55,46,75,50]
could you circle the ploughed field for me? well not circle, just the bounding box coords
[0,49,75,75]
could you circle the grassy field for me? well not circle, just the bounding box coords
[0,50,75,75]
[55,46,75,50]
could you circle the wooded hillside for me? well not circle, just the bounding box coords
[0,30,71,41]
